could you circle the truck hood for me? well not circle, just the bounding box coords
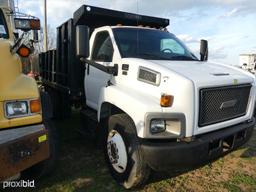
[0,39,38,101]
[120,58,255,137]
[149,60,255,87]
[0,39,21,90]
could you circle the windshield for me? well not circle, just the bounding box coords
[113,28,198,61]
[0,9,9,39]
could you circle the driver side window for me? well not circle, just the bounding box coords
[161,39,185,55]
[92,31,114,62]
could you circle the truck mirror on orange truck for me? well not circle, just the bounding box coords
[39,4,256,189]
[0,5,56,182]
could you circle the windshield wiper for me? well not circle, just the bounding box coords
[138,53,170,60]
[171,55,199,61]
[136,52,199,61]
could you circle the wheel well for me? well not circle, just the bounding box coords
[97,103,138,148]
[100,102,126,121]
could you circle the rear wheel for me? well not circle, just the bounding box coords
[105,114,150,189]
[46,87,71,119]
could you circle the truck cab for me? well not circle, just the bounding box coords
[0,5,55,181]
[40,5,256,189]
[85,25,255,137]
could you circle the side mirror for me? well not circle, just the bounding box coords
[200,39,208,61]
[14,18,41,31]
[76,25,90,59]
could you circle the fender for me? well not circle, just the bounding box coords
[0,75,42,129]
[0,75,39,102]
[98,85,162,138]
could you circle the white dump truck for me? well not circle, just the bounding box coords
[39,5,256,189]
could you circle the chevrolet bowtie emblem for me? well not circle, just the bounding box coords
[220,99,237,110]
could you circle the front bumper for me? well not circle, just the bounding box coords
[0,124,49,181]
[141,118,255,172]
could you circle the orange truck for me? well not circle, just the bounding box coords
[0,3,56,181]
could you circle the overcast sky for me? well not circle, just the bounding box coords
[19,0,256,65]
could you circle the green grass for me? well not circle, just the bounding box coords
[37,113,256,192]
[232,173,256,186]
[223,182,241,192]
[222,173,256,192]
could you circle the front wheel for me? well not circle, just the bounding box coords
[105,114,150,189]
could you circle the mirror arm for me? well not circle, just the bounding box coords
[81,58,118,76]
[108,64,118,76]
[10,32,25,53]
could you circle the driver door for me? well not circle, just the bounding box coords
[85,31,114,110]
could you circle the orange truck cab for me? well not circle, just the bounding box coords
[0,4,55,181]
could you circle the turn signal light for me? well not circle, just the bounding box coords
[30,19,41,30]
[160,94,174,107]
[17,45,31,57]
[30,99,41,113]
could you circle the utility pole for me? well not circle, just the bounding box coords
[43,0,48,52]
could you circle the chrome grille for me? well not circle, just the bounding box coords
[199,84,251,127]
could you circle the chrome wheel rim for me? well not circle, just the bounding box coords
[107,130,128,173]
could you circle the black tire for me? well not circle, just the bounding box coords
[46,87,71,119]
[59,93,71,119]
[104,114,150,189]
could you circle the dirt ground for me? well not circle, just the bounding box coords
[37,113,256,192]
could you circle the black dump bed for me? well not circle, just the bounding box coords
[39,19,83,97]
[39,5,170,98]
[74,5,169,29]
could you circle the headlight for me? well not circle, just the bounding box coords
[5,99,41,118]
[150,119,182,137]
[150,119,166,134]
[6,101,29,118]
